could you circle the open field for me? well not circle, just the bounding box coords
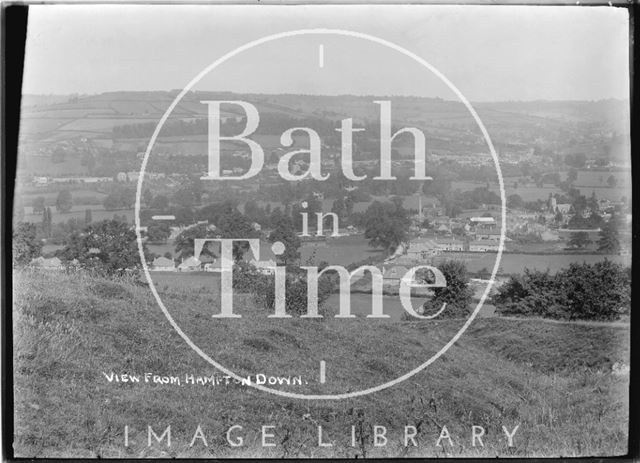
[23,208,134,225]
[12,269,629,457]
[451,179,630,202]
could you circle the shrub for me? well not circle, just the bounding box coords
[422,260,474,318]
[13,222,42,266]
[493,260,630,321]
[255,268,334,317]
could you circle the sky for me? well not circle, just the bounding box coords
[21,4,630,101]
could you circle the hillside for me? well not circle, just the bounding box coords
[12,269,629,458]
[19,91,629,143]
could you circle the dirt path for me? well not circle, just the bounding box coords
[496,315,630,328]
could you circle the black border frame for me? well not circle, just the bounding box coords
[1,3,637,462]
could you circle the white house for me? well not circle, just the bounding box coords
[151,256,175,272]
[469,240,500,252]
[178,256,201,272]
[436,239,465,252]
[475,229,502,241]
[203,255,234,272]
[406,239,439,260]
[249,258,276,275]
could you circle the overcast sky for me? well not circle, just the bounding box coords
[22,4,630,101]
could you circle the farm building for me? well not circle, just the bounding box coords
[178,256,201,272]
[475,229,501,241]
[469,216,496,225]
[151,256,175,272]
[203,255,234,272]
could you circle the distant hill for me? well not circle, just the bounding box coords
[17,92,630,172]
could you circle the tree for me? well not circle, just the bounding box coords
[567,168,578,184]
[362,201,409,255]
[13,222,42,266]
[564,152,586,169]
[571,194,587,217]
[142,189,154,206]
[597,216,620,254]
[51,147,66,164]
[492,261,630,321]
[607,175,617,188]
[554,210,564,224]
[55,190,73,213]
[268,215,301,266]
[146,223,171,243]
[422,177,451,197]
[41,207,53,238]
[84,208,92,224]
[150,194,169,211]
[32,196,46,214]
[567,231,591,249]
[173,178,203,209]
[59,220,148,275]
[174,224,217,260]
[215,209,258,261]
[331,197,345,218]
[423,260,473,318]
[103,188,135,210]
[587,191,599,212]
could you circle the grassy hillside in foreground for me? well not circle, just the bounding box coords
[12,269,629,458]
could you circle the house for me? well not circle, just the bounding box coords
[469,240,500,252]
[203,255,234,272]
[151,256,175,272]
[556,204,572,214]
[469,217,496,226]
[436,239,465,252]
[540,230,560,241]
[178,256,201,272]
[249,258,277,275]
[169,226,184,240]
[475,228,501,241]
[406,239,439,260]
[382,265,409,285]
